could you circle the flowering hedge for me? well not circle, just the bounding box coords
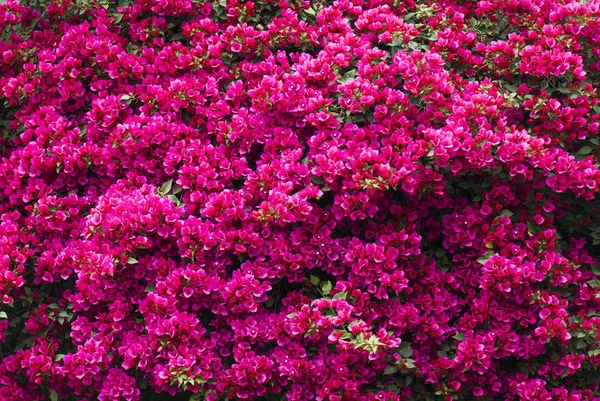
[1,0,600,400]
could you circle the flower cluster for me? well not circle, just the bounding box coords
[0,0,600,400]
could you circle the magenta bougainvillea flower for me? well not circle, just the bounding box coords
[0,0,600,400]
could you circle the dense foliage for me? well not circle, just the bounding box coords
[1,0,600,400]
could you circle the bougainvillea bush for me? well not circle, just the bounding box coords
[2,0,600,399]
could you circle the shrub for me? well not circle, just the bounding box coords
[0,0,600,400]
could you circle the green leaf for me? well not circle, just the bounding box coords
[120,94,131,102]
[527,221,541,233]
[321,184,330,192]
[579,146,593,155]
[50,391,58,401]
[452,333,465,341]
[400,347,413,358]
[311,176,325,185]
[114,13,124,23]
[332,291,347,300]
[0,311,6,319]
[160,179,173,195]
[144,284,155,292]
[589,349,600,357]
[189,393,203,401]
[477,253,492,265]
[126,257,138,264]
[499,209,513,217]
[592,265,600,276]
[167,195,180,204]
[322,281,332,295]
[384,366,398,375]
[310,275,320,285]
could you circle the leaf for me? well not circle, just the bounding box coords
[579,146,593,155]
[592,265,600,276]
[126,257,138,264]
[526,221,540,233]
[311,176,325,185]
[400,347,413,358]
[310,275,320,285]
[384,366,398,375]
[50,391,58,401]
[160,179,173,195]
[322,281,333,295]
[332,291,347,300]
[120,94,131,102]
[144,284,155,292]
[189,393,203,401]
[589,349,600,357]
[321,184,330,192]
[343,69,356,80]
[477,253,492,265]
[452,333,465,341]
[114,13,124,23]
[499,209,514,217]
[0,311,6,319]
